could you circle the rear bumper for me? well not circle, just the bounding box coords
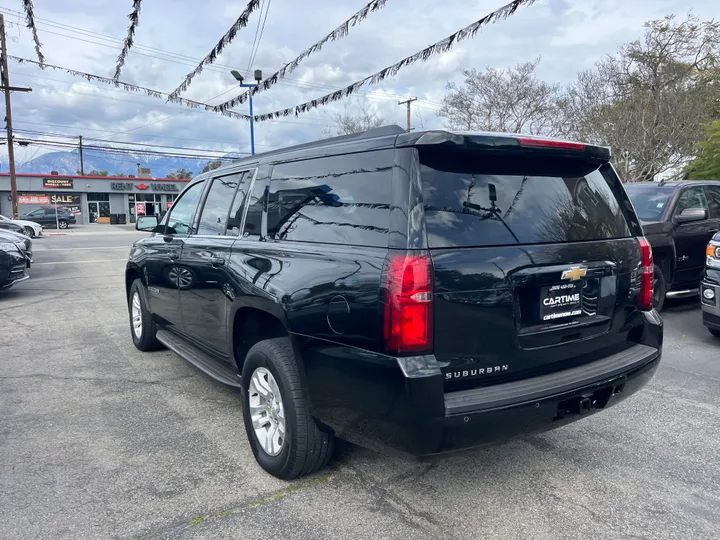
[407,344,659,455]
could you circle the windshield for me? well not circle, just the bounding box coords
[624,185,674,221]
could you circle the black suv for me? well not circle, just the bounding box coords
[21,207,77,229]
[127,126,662,479]
[625,181,720,310]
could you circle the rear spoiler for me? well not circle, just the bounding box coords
[395,131,611,161]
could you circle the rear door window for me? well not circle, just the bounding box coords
[704,185,720,219]
[267,151,393,247]
[420,150,631,248]
[197,172,246,235]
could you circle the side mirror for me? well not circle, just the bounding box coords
[675,207,707,224]
[136,215,159,231]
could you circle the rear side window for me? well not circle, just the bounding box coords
[421,150,632,248]
[197,173,243,235]
[267,151,393,247]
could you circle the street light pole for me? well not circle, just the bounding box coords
[231,69,262,156]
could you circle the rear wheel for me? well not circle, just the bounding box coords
[241,338,334,480]
[58,220,68,230]
[709,328,720,338]
[128,279,162,351]
[23,226,35,238]
[653,266,666,311]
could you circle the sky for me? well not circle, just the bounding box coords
[1,0,718,167]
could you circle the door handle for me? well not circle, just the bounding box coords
[169,251,180,260]
[208,256,226,266]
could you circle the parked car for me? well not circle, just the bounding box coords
[0,230,32,264]
[127,126,662,479]
[21,207,77,229]
[0,214,43,237]
[0,220,24,234]
[0,235,30,289]
[700,232,720,336]
[624,181,720,310]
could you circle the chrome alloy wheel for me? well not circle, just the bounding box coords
[248,367,286,456]
[131,292,143,339]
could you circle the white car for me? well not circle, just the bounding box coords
[0,214,43,238]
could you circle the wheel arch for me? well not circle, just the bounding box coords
[125,264,142,300]
[230,299,291,374]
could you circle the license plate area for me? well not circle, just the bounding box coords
[539,282,583,322]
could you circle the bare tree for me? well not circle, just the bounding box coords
[323,99,386,137]
[563,14,720,181]
[438,57,565,136]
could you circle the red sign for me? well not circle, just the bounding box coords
[166,201,173,209]
[19,194,50,205]
[136,184,149,190]
[136,203,146,215]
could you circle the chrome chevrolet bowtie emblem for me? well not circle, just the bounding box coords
[561,266,587,281]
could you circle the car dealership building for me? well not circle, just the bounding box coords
[0,173,191,225]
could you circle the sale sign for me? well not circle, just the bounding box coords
[136,203,146,215]
[19,194,50,205]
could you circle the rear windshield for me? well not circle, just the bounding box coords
[623,184,674,221]
[421,150,632,248]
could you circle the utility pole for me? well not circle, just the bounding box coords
[78,135,84,175]
[0,14,32,218]
[398,97,417,132]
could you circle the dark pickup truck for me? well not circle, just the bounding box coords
[625,181,720,310]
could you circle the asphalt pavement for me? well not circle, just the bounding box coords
[1,232,718,540]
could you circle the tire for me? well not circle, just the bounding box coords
[241,338,334,480]
[58,220,68,230]
[23,226,35,238]
[128,279,163,351]
[709,328,720,338]
[653,265,666,312]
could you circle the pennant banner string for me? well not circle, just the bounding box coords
[113,0,143,82]
[251,0,537,122]
[9,55,251,121]
[21,0,45,66]
[214,0,390,112]
[168,0,261,100]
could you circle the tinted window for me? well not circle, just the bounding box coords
[421,150,631,248]
[624,184,674,221]
[225,171,252,236]
[674,186,708,216]
[705,185,720,219]
[164,181,206,235]
[243,175,266,237]
[267,151,393,247]
[197,173,243,235]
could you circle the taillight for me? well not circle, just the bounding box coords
[638,237,654,310]
[517,137,585,151]
[384,253,433,355]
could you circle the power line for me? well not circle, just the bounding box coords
[247,0,271,72]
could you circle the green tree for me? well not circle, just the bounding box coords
[201,160,223,173]
[686,120,720,179]
[78,169,109,176]
[166,168,193,179]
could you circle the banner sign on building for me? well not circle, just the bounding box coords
[18,194,50,205]
[43,177,74,189]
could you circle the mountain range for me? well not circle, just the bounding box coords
[15,149,244,178]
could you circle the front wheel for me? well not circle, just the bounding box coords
[23,226,35,238]
[58,220,68,230]
[241,338,334,480]
[128,279,163,351]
